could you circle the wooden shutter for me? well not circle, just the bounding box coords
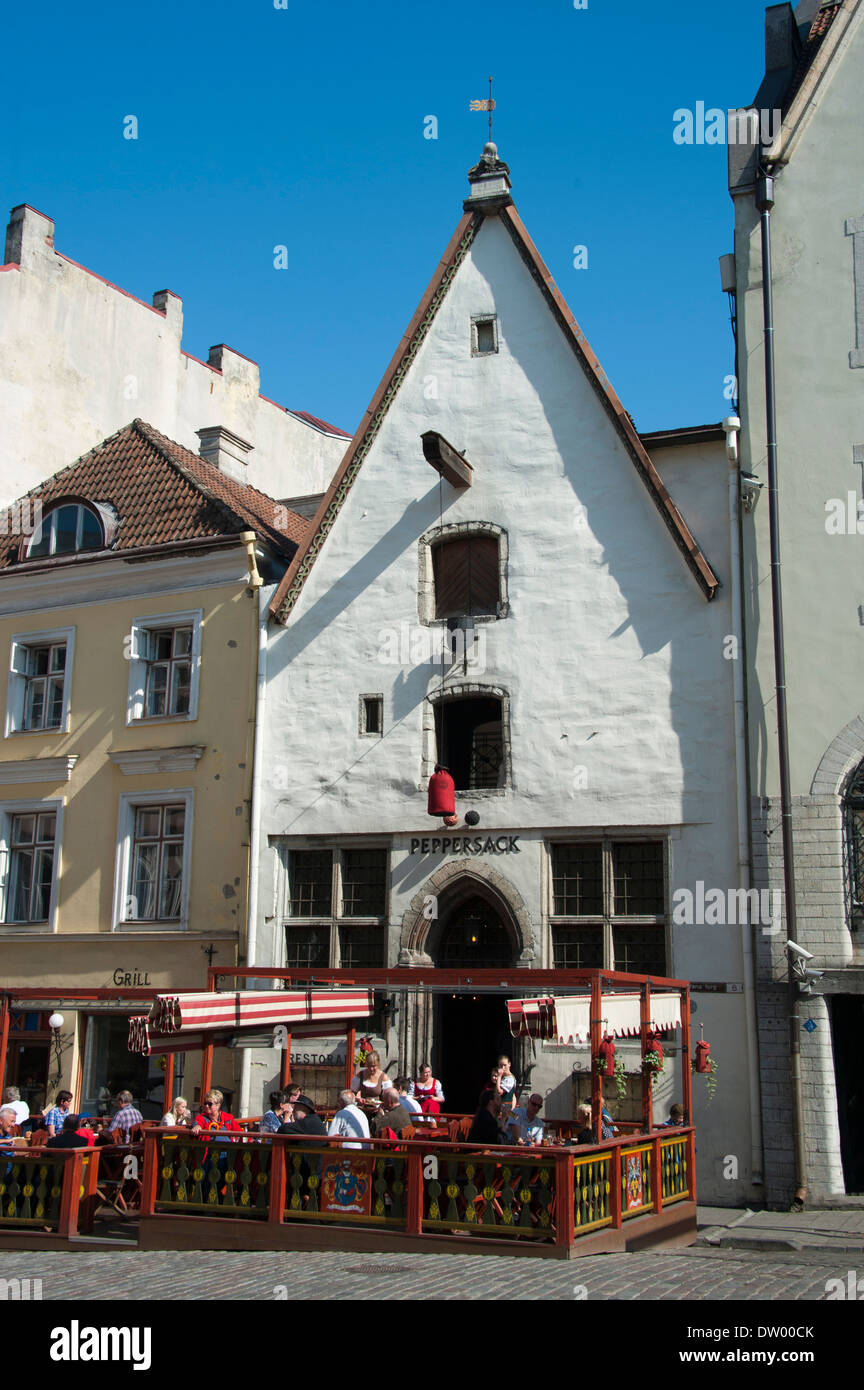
[433,535,499,618]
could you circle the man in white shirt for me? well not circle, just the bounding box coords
[2,1087,29,1127]
[506,1093,545,1147]
[328,1089,371,1150]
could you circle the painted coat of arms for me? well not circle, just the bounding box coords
[626,1153,644,1210]
[321,1157,373,1215]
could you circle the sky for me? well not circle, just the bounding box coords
[1,0,773,435]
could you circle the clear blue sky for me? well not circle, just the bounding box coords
[1,0,771,434]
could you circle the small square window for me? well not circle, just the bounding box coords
[360,695,383,736]
[471,315,498,356]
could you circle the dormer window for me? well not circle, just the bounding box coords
[27,504,104,559]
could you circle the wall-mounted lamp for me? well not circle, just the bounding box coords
[48,1012,64,1085]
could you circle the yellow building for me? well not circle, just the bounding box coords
[0,419,306,1117]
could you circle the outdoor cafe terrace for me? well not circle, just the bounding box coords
[0,968,698,1260]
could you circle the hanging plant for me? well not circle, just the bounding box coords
[642,1050,665,1086]
[354,1035,373,1069]
[613,1059,629,1104]
[692,1056,719,1104]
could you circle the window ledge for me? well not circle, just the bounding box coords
[114,920,187,933]
[0,755,78,784]
[108,746,205,775]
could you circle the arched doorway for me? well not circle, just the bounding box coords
[431,892,518,1112]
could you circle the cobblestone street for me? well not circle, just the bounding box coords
[1,1241,861,1302]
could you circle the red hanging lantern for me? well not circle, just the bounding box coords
[428,766,456,819]
[597,1034,616,1077]
[644,1029,664,1068]
[694,1039,711,1074]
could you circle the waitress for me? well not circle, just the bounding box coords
[350,1050,392,1110]
[409,1062,445,1116]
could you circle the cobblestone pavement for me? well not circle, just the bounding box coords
[1,1242,861,1301]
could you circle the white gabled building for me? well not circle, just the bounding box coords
[249,146,760,1204]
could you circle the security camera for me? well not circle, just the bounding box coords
[786,941,814,962]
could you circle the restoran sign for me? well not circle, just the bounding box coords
[409,835,520,855]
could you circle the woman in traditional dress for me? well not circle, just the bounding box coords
[350,1051,392,1110]
[409,1061,445,1116]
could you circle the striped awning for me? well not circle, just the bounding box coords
[507,992,682,1044]
[147,988,373,1035]
[128,988,373,1055]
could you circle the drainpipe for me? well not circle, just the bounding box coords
[756,171,807,1209]
[725,415,764,1190]
[238,581,271,1119]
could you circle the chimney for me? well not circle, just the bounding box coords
[196,426,253,483]
[4,204,54,268]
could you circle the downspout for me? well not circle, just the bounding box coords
[238,547,270,1119]
[725,415,765,1189]
[756,173,807,1209]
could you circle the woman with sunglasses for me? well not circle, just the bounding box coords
[191,1089,242,1137]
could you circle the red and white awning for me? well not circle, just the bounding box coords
[507,992,682,1044]
[128,988,373,1054]
[147,988,373,1035]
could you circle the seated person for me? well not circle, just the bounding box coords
[75,1115,97,1147]
[394,1077,423,1115]
[45,1114,90,1149]
[44,1089,74,1138]
[329,1090,371,1149]
[506,1093,545,1146]
[260,1089,293,1134]
[277,1096,327,1138]
[370,1089,413,1138]
[105,1090,144,1143]
[2,1086,29,1127]
[192,1089,242,1137]
[601,1104,618,1139]
[661,1103,685,1128]
[0,1106,20,1155]
[468,1090,503,1146]
[574,1103,595,1144]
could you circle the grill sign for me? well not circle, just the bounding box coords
[409,835,520,855]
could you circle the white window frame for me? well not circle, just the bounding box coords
[126,610,202,726]
[0,797,64,933]
[112,788,194,932]
[6,627,76,738]
[26,503,104,559]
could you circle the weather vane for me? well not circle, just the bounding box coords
[469,75,495,142]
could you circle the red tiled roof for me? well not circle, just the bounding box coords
[783,3,841,112]
[0,419,309,569]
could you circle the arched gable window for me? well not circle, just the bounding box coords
[27,503,104,559]
[843,762,864,931]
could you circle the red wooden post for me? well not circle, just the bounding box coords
[608,1136,623,1229]
[686,1126,697,1202]
[640,982,653,1133]
[280,1032,292,1088]
[58,1151,84,1238]
[345,1026,356,1090]
[200,1041,213,1097]
[652,1135,663,1214]
[140,1132,160,1217]
[589,973,602,1141]
[681,985,692,1123]
[404,1148,424,1236]
[554,1149,575,1250]
[268,1142,287,1225]
[0,994,10,1096]
[163,1052,174,1107]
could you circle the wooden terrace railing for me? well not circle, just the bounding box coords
[0,1145,101,1239]
[139,1126,695,1251]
